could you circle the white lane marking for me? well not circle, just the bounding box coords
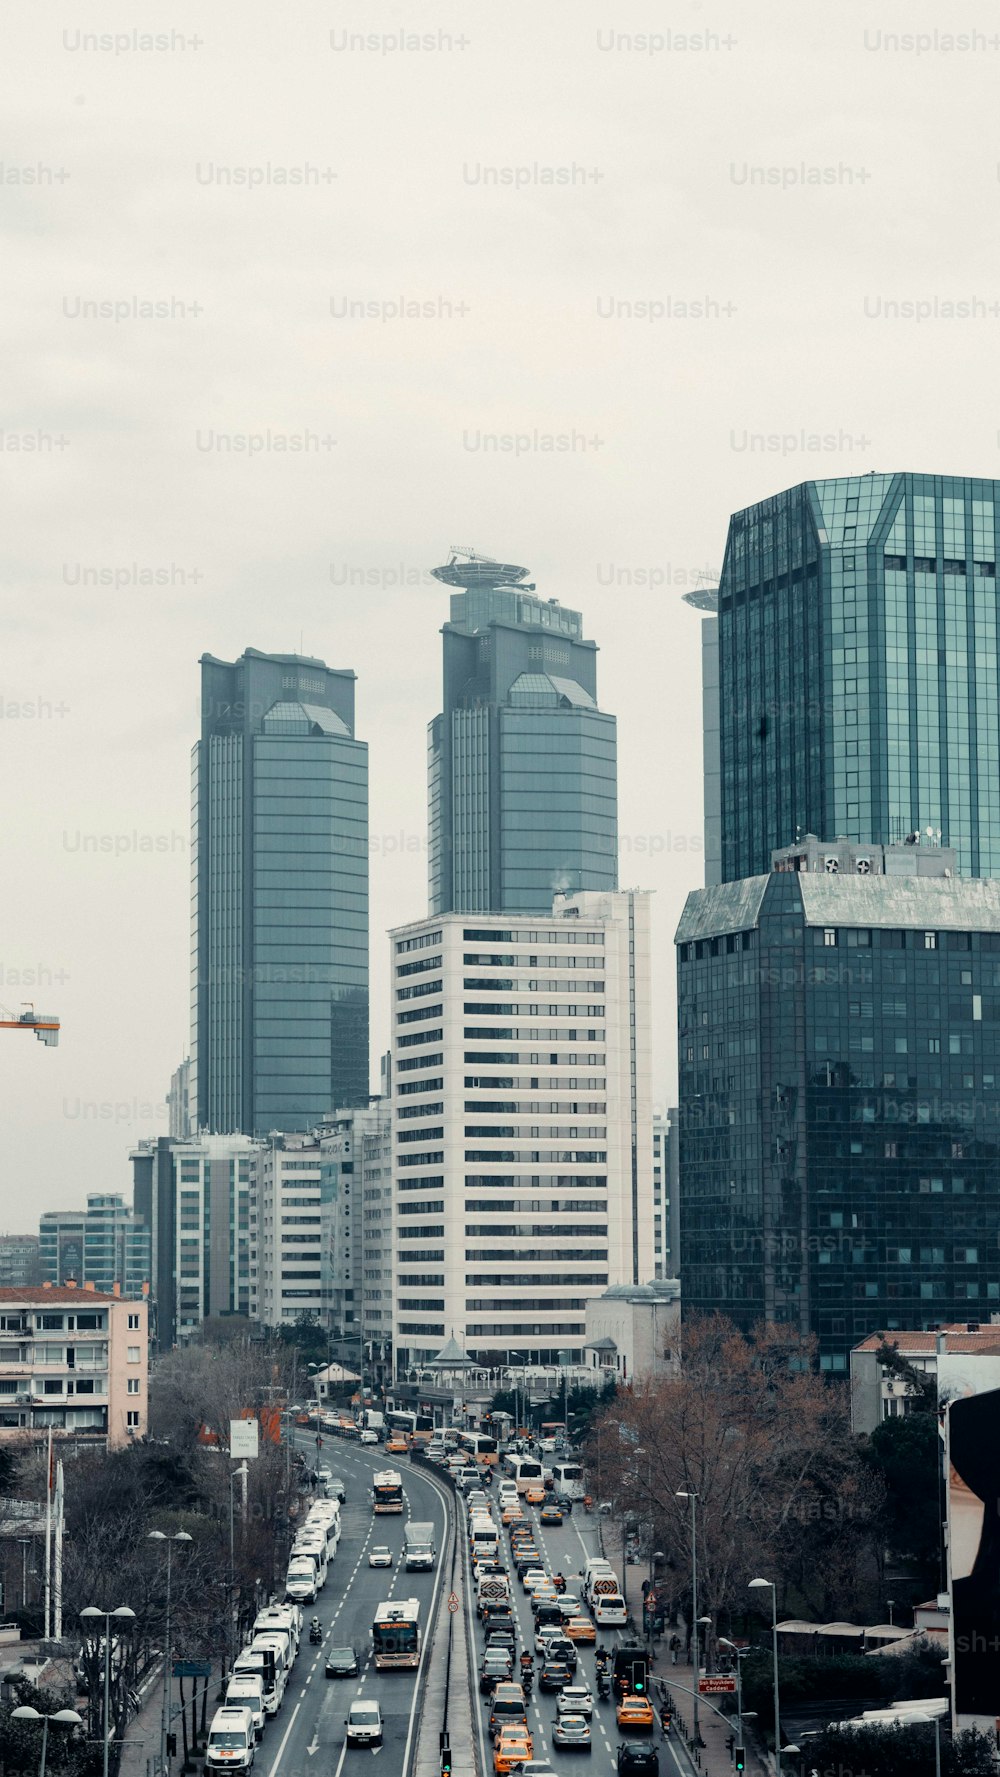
[264,1700,300,1777]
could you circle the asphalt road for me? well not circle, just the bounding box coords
[463,1491,699,1777]
[250,1437,450,1777]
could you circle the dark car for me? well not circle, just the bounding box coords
[482,1603,515,1634]
[545,1636,578,1673]
[480,1650,514,1695]
[616,1745,659,1776]
[553,1494,574,1515]
[534,1602,563,1631]
[539,1506,564,1527]
[539,1660,572,1693]
[485,1628,518,1660]
[324,1645,359,1678]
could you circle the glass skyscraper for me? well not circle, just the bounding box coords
[676,840,1000,1371]
[192,648,368,1136]
[713,473,1000,882]
[427,551,618,913]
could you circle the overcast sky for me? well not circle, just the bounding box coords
[2,0,997,1213]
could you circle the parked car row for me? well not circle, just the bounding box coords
[204,1600,304,1774]
[285,1496,342,1603]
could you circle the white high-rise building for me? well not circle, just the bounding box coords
[251,1134,324,1328]
[389,889,653,1373]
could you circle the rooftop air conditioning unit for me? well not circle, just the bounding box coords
[856,857,872,874]
[824,855,840,873]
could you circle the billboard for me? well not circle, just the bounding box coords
[947,1386,1000,1725]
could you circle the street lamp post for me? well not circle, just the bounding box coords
[80,1605,136,1777]
[719,1637,749,1755]
[749,1577,782,1777]
[11,1706,83,1777]
[676,1490,704,1746]
[148,1529,193,1775]
[886,1599,895,1627]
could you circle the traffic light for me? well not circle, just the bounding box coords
[735,1748,746,1771]
[441,1732,452,1776]
[166,1734,177,1758]
[632,1660,646,1694]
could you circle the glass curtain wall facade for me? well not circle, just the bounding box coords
[427,557,618,913]
[192,649,369,1135]
[676,870,1000,1370]
[717,473,1000,882]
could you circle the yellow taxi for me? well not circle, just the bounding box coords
[617,1694,655,1731]
[494,1726,534,1773]
[525,1485,546,1505]
[563,1616,597,1643]
[386,1434,409,1456]
[501,1502,523,1525]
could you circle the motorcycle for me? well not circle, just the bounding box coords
[597,1672,611,1701]
[309,1620,322,1645]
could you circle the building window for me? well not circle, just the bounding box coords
[127,1313,140,1329]
[127,1346,141,1363]
[924,932,937,950]
[127,1377,140,1395]
[126,1410,140,1428]
[823,929,837,948]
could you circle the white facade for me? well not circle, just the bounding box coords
[389,890,654,1372]
[251,1134,324,1328]
[170,1133,257,1340]
[652,1114,667,1278]
[584,1280,680,1383]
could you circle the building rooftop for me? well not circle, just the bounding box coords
[677,869,1000,944]
[0,1285,123,1304]
[853,1322,1000,1355]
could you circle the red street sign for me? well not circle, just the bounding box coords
[447,1592,460,1613]
[699,1677,736,1694]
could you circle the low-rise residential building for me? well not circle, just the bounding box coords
[0,1284,148,1449]
[584,1279,681,1383]
[851,1319,1000,1435]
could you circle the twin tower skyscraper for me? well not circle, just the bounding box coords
[191,551,619,1137]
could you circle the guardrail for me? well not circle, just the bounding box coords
[408,1449,463,1777]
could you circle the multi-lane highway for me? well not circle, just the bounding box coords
[461,1488,699,1777]
[251,1437,450,1777]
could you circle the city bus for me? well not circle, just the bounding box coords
[551,1459,585,1501]
[500,1453,543,1494]
[457,1431,498,1468]
[540,1422,567,1442]
[372,1469,405,1513]
[385,1410,417,1437]
[372,1599,421,1670]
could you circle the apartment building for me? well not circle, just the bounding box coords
[0,1284,148,1449]
[389,888,653,1374]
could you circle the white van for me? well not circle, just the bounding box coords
[231,1648,280,1718]
[284,1558,316,1604]
[250,1634,289,1710]
[291,1539,327,1589]
[252,1613,295,1672]
[254,1603,301,1654]
[345,1699,383,1747]
[593,1591,628,1627]
[224,1675,265,1741]
[204,1704,255,1775]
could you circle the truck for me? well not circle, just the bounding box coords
[477,1571,511,1615]
[403,1520,437,1571]
[359,1408,385,1432]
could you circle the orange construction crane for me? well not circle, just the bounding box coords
[0,1003,59,1047]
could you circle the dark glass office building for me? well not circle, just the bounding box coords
[675,840,1000,1371]
[192,648,368,1135]
[427,551,618,913]
[715,473,1000,883]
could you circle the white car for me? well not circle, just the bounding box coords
[368,1546,393,1568]
[360,1429,379,1446]
[557,1595,583,1620]
[345,1700,383,1747]
[535,1622,566,1657]
[556,1686,594,1719]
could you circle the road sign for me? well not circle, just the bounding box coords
[173,1660,212,1678]
[698,1676,736,1694]
[447,1592,460,1613]
[230,1418,259,1460]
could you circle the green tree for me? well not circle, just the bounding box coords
[861,1411,943,1575]
[799,1723,992,1777]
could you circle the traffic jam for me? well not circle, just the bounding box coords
[466,1465,663,1777]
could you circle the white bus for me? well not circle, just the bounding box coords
[551,1459,585,1501]
[501,1453,543,1495]
[372,1599,421,1670]
[456,1430,498,1468]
